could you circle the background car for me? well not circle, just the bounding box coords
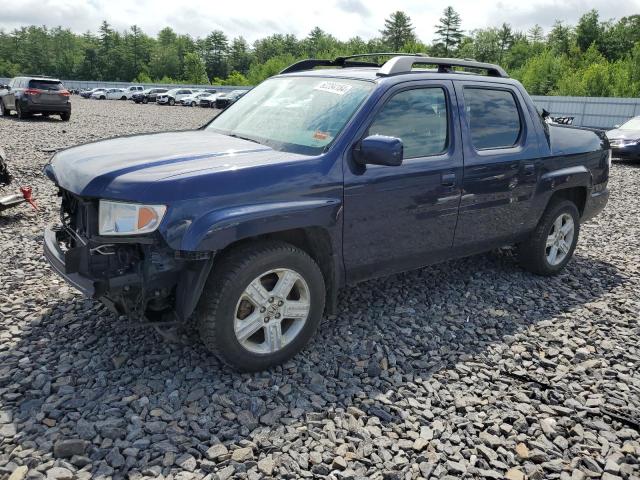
[607,116,640,161]
[215,90,247,109]
[180,91,211,107]
[80,88,105,99]
[198,92,222,108]
[123,85,144,99]
[131,88,168,104]
[0,76,71,120]
[91,88,126,100]
[156,88,194,106]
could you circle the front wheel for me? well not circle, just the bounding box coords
[142,97,148,104]
[120,96,126,100]
[0,101,9,116]
[191,101,196,107]
[169,98,175,106]
[196,241,325,371]
[16,103,27,119]
[518,199,580,275]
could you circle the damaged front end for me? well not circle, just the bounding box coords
[44,188,213,322]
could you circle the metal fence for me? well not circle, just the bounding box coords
[0,77,249,94]
[531,95,640,130]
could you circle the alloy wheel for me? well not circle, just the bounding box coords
[233,268,311,354]
[545,213,574,266]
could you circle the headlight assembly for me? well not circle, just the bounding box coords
[98,200,166,236]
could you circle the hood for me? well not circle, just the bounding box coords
[606,128,640,141]
[46,130,308,199]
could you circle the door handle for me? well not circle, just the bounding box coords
[524,163,536,176]
[441,172,456,187]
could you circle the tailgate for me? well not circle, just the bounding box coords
[28,79,68,106]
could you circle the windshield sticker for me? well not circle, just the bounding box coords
[314,81,353,95]
[313,131,330,140]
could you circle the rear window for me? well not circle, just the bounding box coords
[463,87,522,150]
[29,80,63,91]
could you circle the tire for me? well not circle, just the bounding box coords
[169,98,175,106]
[60,112,70,121]
[16,103,27,120]
[191,101,196,107]
[142,97,148,104]
[0,101,8,117]
[100,95,105,100]
[120,96,126,100]
[518,199,580,276]
[196,241,326,372]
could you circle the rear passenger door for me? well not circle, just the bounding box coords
[343,80,463,281]
[453,81,542,250]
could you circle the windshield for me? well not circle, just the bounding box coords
[207,77,373,155]
[620,117,640,130]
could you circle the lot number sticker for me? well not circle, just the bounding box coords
[314,81,353,95]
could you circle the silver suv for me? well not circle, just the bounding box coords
[0,76,71,121]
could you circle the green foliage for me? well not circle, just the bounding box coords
[433,6,463,56]
[1,10,640,97]
[380,11,416,51]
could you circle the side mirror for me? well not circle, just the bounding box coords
[541,108,550,119]
[354,135,403,167]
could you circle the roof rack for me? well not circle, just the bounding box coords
[377,56,509,78]
[280,53,421,74]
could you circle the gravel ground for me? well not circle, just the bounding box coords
[0,99,638,480]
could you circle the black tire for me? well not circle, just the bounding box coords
[0,101,9,117]
[120,96,126,100]
[518,199,580,276]
[142,97,148,104]
[16,103,27,120]
[169,98,175,106]
[191,101,196,107]
[100,95,105,100]
[196,241,326,372]
[60,112,70,121]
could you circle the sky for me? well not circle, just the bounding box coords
[2,0,639,43]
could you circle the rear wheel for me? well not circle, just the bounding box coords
[16,103,28,120]
[60,112,70,121]
[120,95,126,100]
[518,199,580,275]
[196,241,325,371]
[142,97,148,104]
[0,101,9,116]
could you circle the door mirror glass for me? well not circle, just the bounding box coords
[354,135,403,167]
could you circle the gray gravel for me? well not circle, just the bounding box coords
[1,98,639,480]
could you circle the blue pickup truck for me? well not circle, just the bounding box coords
[43,54,610,371]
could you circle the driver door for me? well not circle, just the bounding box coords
[343,81,463,282]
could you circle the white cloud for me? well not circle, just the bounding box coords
[1,0,639,43]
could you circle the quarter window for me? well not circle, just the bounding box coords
[368,88,448,159]
[463,88,522,150]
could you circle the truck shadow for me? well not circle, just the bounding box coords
[0,250,627,477]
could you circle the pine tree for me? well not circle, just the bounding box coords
[528,24,544,43]
[380,11,416,51]
[434,7,463,56]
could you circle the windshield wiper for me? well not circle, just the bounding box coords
[227,133,261,145]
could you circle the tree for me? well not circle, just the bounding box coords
[548,21,573,56]
[183,52,208,84]
[528,24,544,44]
[380,11,416,51]
[202,30,228,79]
[497,23,514,61]
[228,37,252,74]
[434,7,463,55]
[576,9,602,52]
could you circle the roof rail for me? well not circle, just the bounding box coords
[378,56,509,78]
[280,53,421,74]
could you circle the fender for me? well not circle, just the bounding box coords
[180,198,342,252]
[526,164,593,231]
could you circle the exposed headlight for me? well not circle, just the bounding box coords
[98,200,166,236]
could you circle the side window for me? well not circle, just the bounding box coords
[368,88,448,159]
[463,87,522,150]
